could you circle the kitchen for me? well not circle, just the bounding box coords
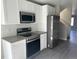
[1,0,74,59]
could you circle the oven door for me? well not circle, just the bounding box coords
[26,37,40,57]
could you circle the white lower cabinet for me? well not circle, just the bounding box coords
[2,33,47,59]
[12,40,26,59]
[40,33,47,50]
[2,39,26,59]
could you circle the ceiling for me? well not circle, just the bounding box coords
[27,0,77,14]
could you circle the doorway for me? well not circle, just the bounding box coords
[69,14,77,43]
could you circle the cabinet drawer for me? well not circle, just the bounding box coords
[40,34,47,38]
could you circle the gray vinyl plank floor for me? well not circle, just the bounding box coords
[33,30,77,59]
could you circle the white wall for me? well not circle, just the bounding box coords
[1,0,42,38]
[59,8,72,40]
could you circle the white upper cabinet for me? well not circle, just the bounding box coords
[42,5,55,16]
[1,0,42,25]
[38,5,55,32]
[1,0,20,24]
[47,5,55,15]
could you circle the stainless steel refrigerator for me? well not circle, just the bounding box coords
[47,15,60,48]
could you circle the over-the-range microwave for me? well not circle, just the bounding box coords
[20,11,35,23]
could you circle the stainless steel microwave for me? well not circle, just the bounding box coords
[20,11,35,23]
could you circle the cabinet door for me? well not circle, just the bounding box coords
[12,40,26,59]
[2,40,12,59]
[48,5,55,15]
[40,33,47,50]
[2,0,20,24]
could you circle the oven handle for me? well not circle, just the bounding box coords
[26,37,40,43]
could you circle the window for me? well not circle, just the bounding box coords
[71,17,74,26]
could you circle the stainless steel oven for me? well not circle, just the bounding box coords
[26,36,40,58]
[17,27,40,58]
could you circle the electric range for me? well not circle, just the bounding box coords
[17,27,40,58]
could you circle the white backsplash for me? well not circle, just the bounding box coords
[1,23,37,38]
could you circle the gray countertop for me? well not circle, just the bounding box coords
[2,31,47,43]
